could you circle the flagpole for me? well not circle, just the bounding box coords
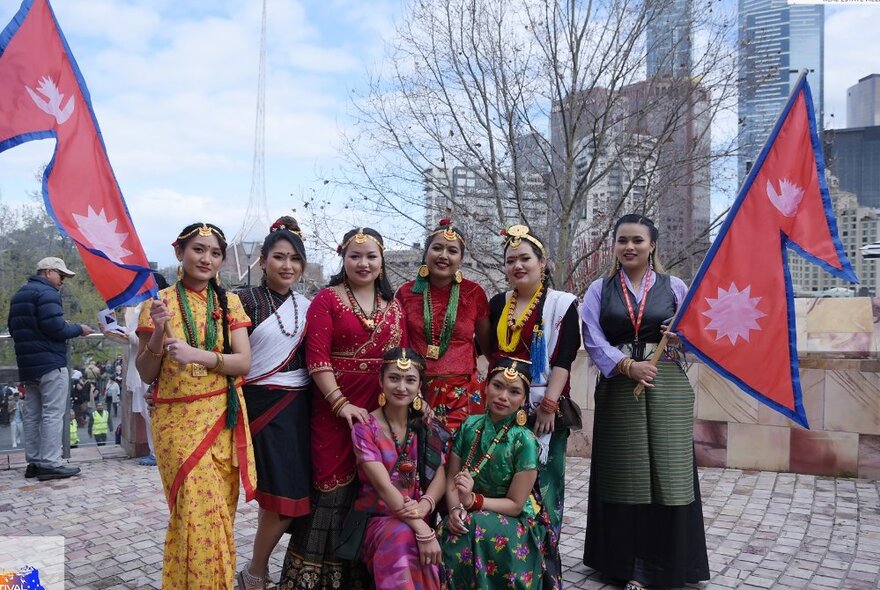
[633,69,810,397]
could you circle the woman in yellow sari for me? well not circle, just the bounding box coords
[136,222,255,589]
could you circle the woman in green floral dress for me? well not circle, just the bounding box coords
[439,356,559,589]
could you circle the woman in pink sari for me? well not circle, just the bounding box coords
[352,347,445,590]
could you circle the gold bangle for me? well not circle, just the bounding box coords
[213,352,224,373]
[145,342,164,357]
[331,396,349,416]
[333,400,350,417]
[323,386,341,400]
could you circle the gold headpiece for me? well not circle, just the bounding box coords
[174,224,224,245]
[339,228,384,254]
[384,348,423,371]
[490,356,532,385]
[430,218,465,246]
[501,224,545,255]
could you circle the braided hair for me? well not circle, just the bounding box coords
[174,222,240,429]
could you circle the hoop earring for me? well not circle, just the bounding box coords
[515,408,528,427]
[454,270,463,284]
[378,392,386,407]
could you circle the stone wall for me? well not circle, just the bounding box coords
[568,296,880,479]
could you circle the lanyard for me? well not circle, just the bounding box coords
[619,269,653,343]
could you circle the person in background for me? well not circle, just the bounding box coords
[69,408,79,449]
[7,256,93,481]
[105,376,121,417]
[580,214,709,590]
[9,391,25,448]
[89,401,112,446]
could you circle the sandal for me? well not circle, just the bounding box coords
[624,583,647,590]
[237,563,267,590]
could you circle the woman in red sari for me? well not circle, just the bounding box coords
[279,227,406,590]
[395,219,490,434]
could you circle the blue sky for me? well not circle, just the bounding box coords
[0,0,878,269]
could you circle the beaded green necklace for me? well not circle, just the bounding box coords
[176,281,218,352]
[422,282,459,360]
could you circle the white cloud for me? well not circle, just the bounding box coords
[824,6,880,128]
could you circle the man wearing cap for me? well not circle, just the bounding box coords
[8,257,94,481]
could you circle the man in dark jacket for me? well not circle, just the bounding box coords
[8,257,93,481]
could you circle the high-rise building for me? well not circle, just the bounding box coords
[549,78,711,283]
[824,126,880,210]
[788,175,880,296]
[847,74,880,128]
[738,0,823,181]
[646,0,692,79]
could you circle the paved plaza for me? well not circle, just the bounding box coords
[0,448,878,589]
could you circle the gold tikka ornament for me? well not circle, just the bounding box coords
[502,224,545,255]
[503,363,521,383]
[396,349,413,371]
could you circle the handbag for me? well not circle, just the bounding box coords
[527,396,583,431]
[334,509,373,561]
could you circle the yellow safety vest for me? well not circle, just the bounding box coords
[70,419,80,445]
[92,410,109,436]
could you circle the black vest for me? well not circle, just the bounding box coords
[599,273,676,345]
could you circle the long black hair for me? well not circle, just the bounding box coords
[328,227,394,300]
[174,222,239,428]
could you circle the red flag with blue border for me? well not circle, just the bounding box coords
[0,0,155,308]
[671,73,857,428]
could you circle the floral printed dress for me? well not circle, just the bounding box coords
[439,414,556,589]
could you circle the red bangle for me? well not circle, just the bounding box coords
[470,493,484,511]
[540,397,559,413]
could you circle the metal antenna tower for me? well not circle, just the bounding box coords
[232,0,270,282]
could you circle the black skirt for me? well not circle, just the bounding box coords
[243,383,311,517]
[584,447,710,587]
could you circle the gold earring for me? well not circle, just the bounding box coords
[176,265,183,280]
[515,408,527,426]
[418,264,429,278]
[412,396,423,411]
[454,270,463,283]
[215,272,221,286]
[378,392,386,407]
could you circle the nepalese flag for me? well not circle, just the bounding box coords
[0,0,155,308]
[671,73,857,429]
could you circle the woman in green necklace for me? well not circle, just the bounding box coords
[395,219,491,434]
[439,356,560,589]
[135,222,255,589]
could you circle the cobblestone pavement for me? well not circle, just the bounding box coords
[1,448,878,589]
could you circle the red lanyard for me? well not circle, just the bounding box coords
[620,270,653,343]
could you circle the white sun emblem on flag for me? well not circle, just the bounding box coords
[71,206,133,263]
[702,283,766,345]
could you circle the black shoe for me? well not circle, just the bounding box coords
[24,464,37,478]
[35,465,81,481]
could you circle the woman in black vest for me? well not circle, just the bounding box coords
[579,214,709,590]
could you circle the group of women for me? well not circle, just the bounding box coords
[134,213,709,590]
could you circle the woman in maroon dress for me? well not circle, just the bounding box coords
[279,227,406,590]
